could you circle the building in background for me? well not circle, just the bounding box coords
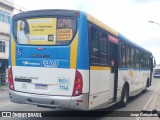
[0,0,13,85]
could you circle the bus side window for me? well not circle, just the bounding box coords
[138,51,144,68]
[14,21,18,38]
[139,51,142,68]
[130,47,135,67]
[146,54,150,68]
[148,55,150,68]
[135,49,139,68]
[126,45,130,66]
[99,30,108,65]
[144,53,147,68]
[140,51,145,68]
[89,24,99,64]
[120,42,126,66]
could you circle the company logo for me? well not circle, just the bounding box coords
[2,112,42,117]
[58,78,70,84]
[2,112,11,117]
[22,61,40,66]
[58,77,70,91]
[43,60,59,68]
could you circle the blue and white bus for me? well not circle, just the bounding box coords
[9,9,154,110]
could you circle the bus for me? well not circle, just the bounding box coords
[8,9,155,110]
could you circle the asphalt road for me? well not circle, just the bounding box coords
[0,78,159,120]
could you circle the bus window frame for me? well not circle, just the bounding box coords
[88,21,110,67]
[119,40,127,67]
[130,46,135,67]
[126,44,130,67]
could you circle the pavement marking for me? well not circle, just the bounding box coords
[143,85,160,110]
[135,84,160,120]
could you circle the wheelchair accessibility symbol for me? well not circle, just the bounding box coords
[17,48,22,56]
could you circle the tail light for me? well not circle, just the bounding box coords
[72,70,83,96]
[8,67,14,90]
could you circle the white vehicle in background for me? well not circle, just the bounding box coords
[153,66,160,78]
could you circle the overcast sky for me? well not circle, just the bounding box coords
[13,0,160,64]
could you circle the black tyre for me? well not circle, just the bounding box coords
[143,79,149,93]
[120,85,129,107]
[142,84,147,93]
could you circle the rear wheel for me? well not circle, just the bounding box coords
[120,85,129,107]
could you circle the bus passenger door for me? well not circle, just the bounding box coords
[109,42,119,103]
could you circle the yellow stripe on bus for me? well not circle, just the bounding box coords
[90,66,111,70]
[11,35,16,66]
[87,13,118,37]
[70,32,79,69]
[87,13,92,22]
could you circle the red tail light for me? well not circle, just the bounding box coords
[72,70,83,96]
[8,67,14,90]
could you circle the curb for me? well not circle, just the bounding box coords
[143,85,160,111]
[135,84,160,120]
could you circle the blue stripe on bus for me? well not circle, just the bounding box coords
[76,12,89,70]
[16,59,70,68]
[16,45,70,68]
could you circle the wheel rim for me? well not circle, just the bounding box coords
[123,91,128,103]
[123,89,128,104]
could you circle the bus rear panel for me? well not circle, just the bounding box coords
[9,10,90,110]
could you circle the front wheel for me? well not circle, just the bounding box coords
[120,86,129,107]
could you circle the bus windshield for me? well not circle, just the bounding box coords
[14,18,77,45]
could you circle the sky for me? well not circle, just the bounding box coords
[13,0,160,64]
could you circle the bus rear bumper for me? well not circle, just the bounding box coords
[9,90,89,110]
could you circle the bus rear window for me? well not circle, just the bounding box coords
[14,18,77,45]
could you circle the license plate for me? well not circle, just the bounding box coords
[35,84,48,90]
